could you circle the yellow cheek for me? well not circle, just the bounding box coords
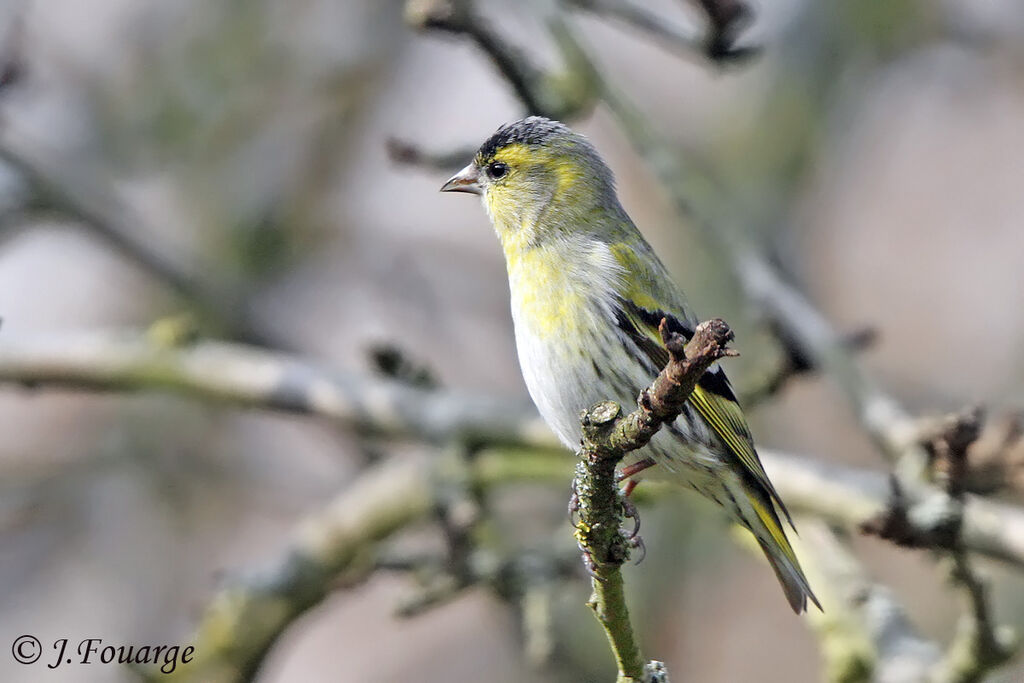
[552,158,583,196]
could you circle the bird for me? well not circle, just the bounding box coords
[441,116,819,613]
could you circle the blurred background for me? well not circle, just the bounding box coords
[1,0,1023,681]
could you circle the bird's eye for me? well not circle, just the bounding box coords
[486,161,508,180]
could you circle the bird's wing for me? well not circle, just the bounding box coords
[609,244,794,528]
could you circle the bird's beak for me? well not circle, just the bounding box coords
[440,163,482,195]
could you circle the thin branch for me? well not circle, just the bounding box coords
[0,129,287,348]
[740,324,877,408]
[934,550,1018,683]
[791,518,940,682]
[404,0,599,120]
[566,0,756,63]
[0,329,554,450]
[385,138,476,172]
[686,0,755,60]
[573,318,734,681]
[3,329,1024,570]
[155,456,437,682]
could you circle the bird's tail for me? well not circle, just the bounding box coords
[728,477,821,614]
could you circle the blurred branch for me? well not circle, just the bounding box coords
[0,5,25,92]
[935,550,1017,683]
[791,518,940,683]
[0,130,287,348]
[573,318,735,681]
[3,329,1024,569]
[173,314,739,683]
[151,444,1020,682]
[385,138,476,173]
[0,329,554,449]
[686,0,755,60]
[565,0,756,63]
[405,0,599,120]
[159,456,437,683]
[740,324,877,408]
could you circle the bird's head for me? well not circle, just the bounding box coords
[441,117,620,248]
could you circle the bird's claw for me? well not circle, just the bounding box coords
[618,491,645,563]
[626,533,646,564]
[620,494,640,539]
[579,548,606,581]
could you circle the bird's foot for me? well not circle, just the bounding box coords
[617,456,656,487]
[620,493,641,539]
[619,491,646,564]
[579,548,605,581]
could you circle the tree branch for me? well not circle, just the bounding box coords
[934,550,1018,683]
[3,328,1024,570]
[156,456,437,682]
[565,0,756,63]
[790,518,940,682]
[573,318,734,681]
[2,327,1023,678]
[0,330,554,450]
[405,0,599,120]
[0,128,287,349]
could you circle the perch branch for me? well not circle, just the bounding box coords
[3,329,1024,568]
[573,318,734,681]
[3,329,1024,679]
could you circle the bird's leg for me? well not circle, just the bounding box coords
[618,457,656,491]
[618,456,656,498]
[620,494,641,539]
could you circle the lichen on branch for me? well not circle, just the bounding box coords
[571,318,736,683]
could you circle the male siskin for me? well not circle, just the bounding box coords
[442,116,819,613]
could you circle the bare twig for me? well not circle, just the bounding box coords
[0,329,554,449]
[3,328,1024,570]
[565,0,755,63]
[157,456,437,682]
[788,518,940,683]
[687,0,754,60]
[0,129,286,348]
[573,318,734,681]
[405,0,599,120]
[740,324,877,408]
[385,138,476,173]
[934,550,1018,683]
